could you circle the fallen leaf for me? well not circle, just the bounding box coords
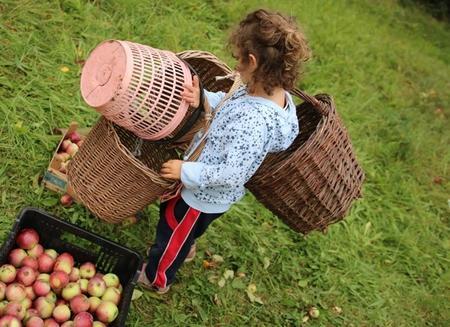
[60,66,70,73]
[223,269,234,280]
[433,176,443,184]
[302,315,309,323]
[236,272,246,278]
[263,257,270,269]
[308,307,320,318]
[332,306,342,314]
[131,289,143,300]
[202,260,217,269]
[212,254,224,263]
[218,278,226,288]
[246,290,263,304]
[247,283,257,293]
[213,293,221,306]
[298,280,308,288]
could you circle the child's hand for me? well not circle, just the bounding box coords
[160,160,183,180]
[181,75,200,108]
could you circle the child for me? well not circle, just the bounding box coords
[138,8,311,294]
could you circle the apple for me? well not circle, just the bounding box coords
[66,143,79,157]
[61,139,72,151]
[78,279,88,293]
[93,322,106,327]
[0,282,6,301]
[102,273,120,288]
[79,263,95,279]
[17,266,37,286]
[25,286,36,300]
[6,283,26,302]
[0,264,17,283]
[44,250,58,260]
[70,294,90,314]
[0,315,22,327]
[26,316,45,327]
[34,297,55,319]
[33,280,51,297]
[101,287,120,305]
[27,244,44,259]
[61,282,81,301]
[8,248,28,267]
[87,297,101,314]
[5,301,26,320]
[52,304,71,323]
[22,256,39,270]
[68,132,81,143]
[38,254,55,273]
[55,152,71,162]
[50,271,69,290]
[69,268,80,282]
[16,229,39,250]
[37,274,50,282]
[0,300,8,315]
[43,318,59,327]
[61,321,74,327]
[73,312,93,327]
[60,194,73,206]
[95,301,118,323]
[87,277,106,298]
[45,292,57,304]
[24,308,39,321]
[21,297,32,309]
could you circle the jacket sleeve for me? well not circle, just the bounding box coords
[181,114,267,189]
[204,90,226,111]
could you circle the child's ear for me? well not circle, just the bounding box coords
[248,54,258,72]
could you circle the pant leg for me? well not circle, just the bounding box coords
[145,195,223,288]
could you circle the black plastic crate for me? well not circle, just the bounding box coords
[0,207,143,327]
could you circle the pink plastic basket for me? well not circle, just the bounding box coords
[80,40,192,140]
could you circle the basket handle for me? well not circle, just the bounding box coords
[290,87,327,116]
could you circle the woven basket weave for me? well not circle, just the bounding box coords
[246,91,365,234]
[68,50,233,223]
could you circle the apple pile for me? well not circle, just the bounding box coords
[0,229,122,327]
[55,132,83,175]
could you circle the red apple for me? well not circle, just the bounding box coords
[37,254,55,273]
[66,143,79,157]
[95,301,118,323]
[73,312,93,327]
[0,315,22,327]
[55,152,71,163]
[70,294,90,314]
[68,132,81,143]
[4,301,26,320]
[50,271,69,290]
[78,279,88,293]
[6,283,26,302]
[52,304,71,323]
[24,308,39,321]
[60,194,73,207]
[44,292,57,304]
[79,263,95,279]
[34,297,55,319]
[26,316,45,327]
[17,266,38,286]
[43,318,59,327]
[69,268,80,282]
[61,321,74,327]
[27,244,44,259]
[22,256,39,270]
[8,248,28,267]
[61,282,81,301]
[0,264,17,283]
[16,229,39,250]
[101,287,120,305]
[33,280,51,297]
[87,277,106,298]
[25,286,36,300]
[37,274,50,282]
[21,297,32,310]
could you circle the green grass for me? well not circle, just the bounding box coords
[1,0,449,326]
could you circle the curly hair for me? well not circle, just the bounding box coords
[228,9,311,95]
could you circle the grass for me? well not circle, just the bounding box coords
[0,0,449,326]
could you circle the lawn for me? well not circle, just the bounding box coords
[0,0,449,326]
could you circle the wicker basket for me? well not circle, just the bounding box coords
[246,90,365,234]
[67,117,176,223]
[68,50,234,223]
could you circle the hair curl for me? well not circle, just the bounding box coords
[229,9,311,95]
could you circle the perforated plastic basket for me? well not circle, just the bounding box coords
[81,40,192,140]
[0,207,143,326]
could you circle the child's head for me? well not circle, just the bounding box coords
[229,9,311,95]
